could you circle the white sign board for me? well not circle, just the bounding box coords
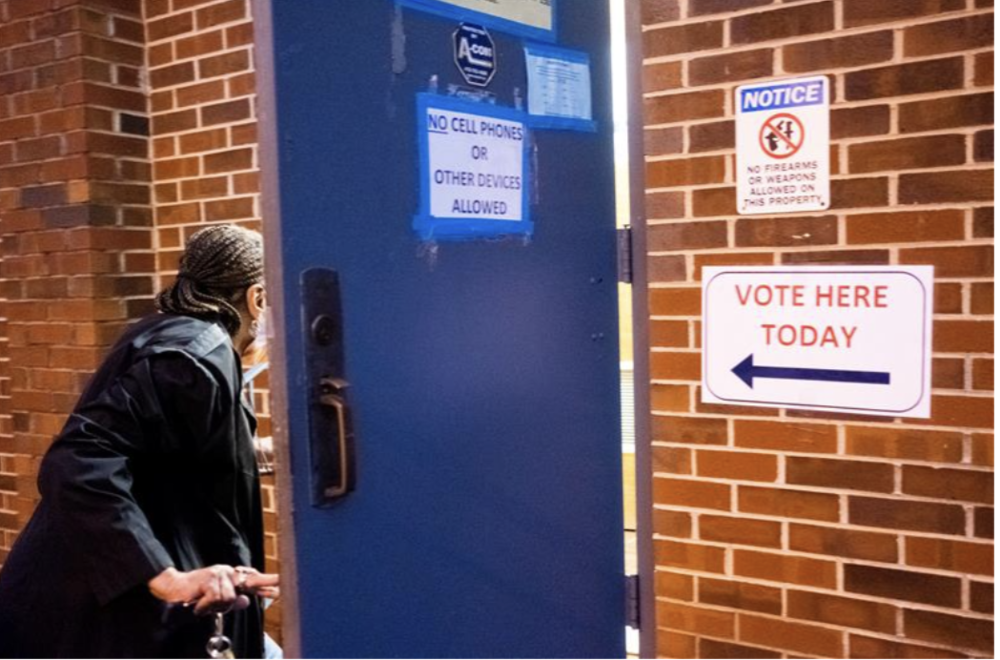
[433,0,552,32]
[702,266,934,417]
[426,105,524,221]
[736,76,830,215]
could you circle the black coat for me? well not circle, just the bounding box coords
[0,314,266,658]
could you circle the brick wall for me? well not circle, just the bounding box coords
[142,0,279,636]
[641,0,993,657]
[0,0,155,563]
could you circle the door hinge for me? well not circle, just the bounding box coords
[625,574,640,629]
[616,225,633,284]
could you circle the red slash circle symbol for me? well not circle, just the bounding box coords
[759,113,805,159]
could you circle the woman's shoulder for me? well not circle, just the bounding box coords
[125,314,228,355]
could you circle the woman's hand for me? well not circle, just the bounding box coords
[234,566,281,600]
[148,566,251,615]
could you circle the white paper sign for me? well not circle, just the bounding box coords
[736,76,830,215]
[525,45,593,126]
[702,266,934,417]
[426,106,525,222]
[433,0,552,31]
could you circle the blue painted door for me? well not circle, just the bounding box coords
[255,2,623,657]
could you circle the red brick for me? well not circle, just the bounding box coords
[198,49,250,79]
[699,639,780,659]
[651,415,726,445]
[649,321,689,348]
[846,564,961,607]
[934,282,965,315]
[788,590,897,634]
[698,577,781,615]
[643,21,723,58]
[650,351,701,381]
[147,11,194,42]
[656,601,734,638]
[655,570,693,601]
[904,14,994,57]
[201,97,251,125]
[972,359,993,393]
[970,581,992,615]
[657,631,695,659]
[739,613,844,657]
[652,445,691,474]
[649,287,700,316]
[846,58,964,101]
[899,170,993,205]
[735,215,837,247]
[904,610,994,655]
[850,135,966,174]
[643,62,682,94]
[975,52,993,87]
[849,634,965,659]
[843,0,965,28]
[899,246,993,278]
[787,457,894,493]
[648,222,727,251]
[653,539,726,573]
[688,0,773,16]
[739,486,840,522]
[789,523,898,563]
[846,209,965,245]
[906,537,993,575]
[845,426,963,463]
[653,477,731,510]
[689,49,773,86]
[646,156,725,188]
[902,465,992,504]
[831,105,891,140]
[642,0,681,24]
[899,93,993,133]
[688,120,734,154]
[699,515,781,548]
[644,90,726,125]
[971,433,993,467]
[828,177,889,210]
[196,0,246,29]
[646,191,684,219]
[934,320,993,353]
[730,2,834,45]
[653,510,692,538]
[734,419,837,453]
[849,496,965,534]
[692,187,736,217]
[919,394,994,429]
[785,31,894,73]
[645,128,684,158]
[697,450,776,482]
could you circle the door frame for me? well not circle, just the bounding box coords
[252,0,304,656]
[623,1,656,657]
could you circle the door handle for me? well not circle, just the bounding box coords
[316,376,354,499]
[302,268,356,507]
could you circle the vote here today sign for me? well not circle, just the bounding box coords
[702,266,934,417]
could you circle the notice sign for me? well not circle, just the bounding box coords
[525,44,595,131]
[415,94,531,240]
[702,266,934,417]
[736,76,830,215]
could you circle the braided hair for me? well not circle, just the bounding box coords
[156,224,264,336]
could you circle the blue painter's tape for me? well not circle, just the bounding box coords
[414,93,533,242]
[396,0,557,42]
[739,79,826,113]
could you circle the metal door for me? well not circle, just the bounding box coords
[255,2,623,657]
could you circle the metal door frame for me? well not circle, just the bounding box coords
[252,0,305,656]
[624,1,656,657]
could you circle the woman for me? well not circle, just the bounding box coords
[0,225,279,658]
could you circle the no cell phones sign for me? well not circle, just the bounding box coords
[737,76,830,215]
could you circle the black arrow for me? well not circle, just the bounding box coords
[732,354,891,389]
